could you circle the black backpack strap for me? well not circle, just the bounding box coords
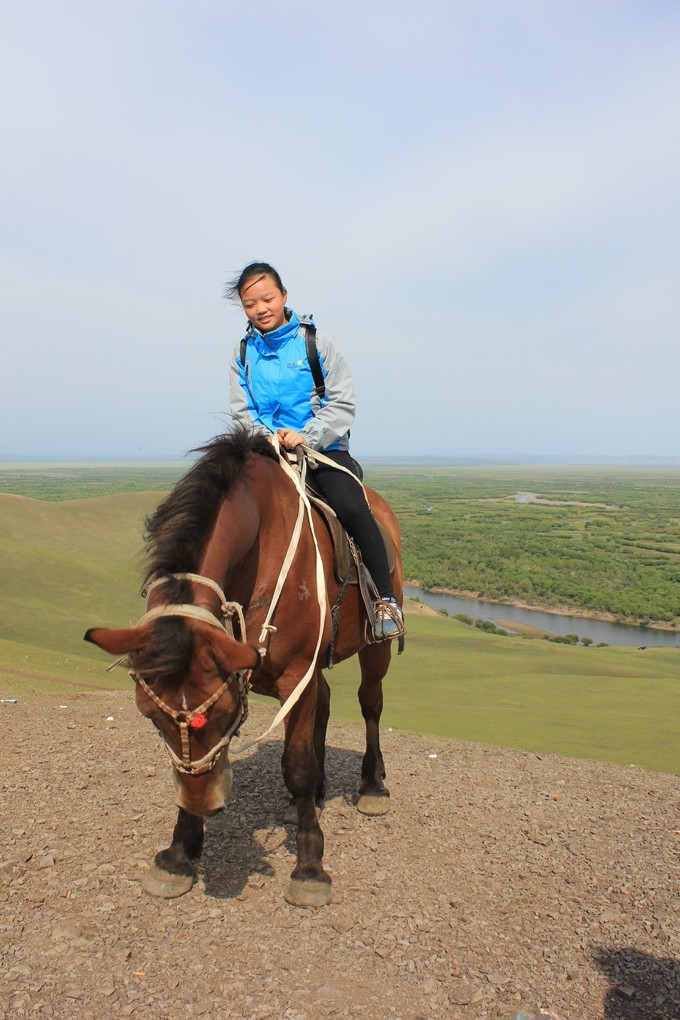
[299,315,325,399]
[239,323,255,367]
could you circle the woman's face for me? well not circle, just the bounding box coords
[240,273,288,333]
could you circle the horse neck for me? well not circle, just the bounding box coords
[195,477,262,586]
[195,454,301,601]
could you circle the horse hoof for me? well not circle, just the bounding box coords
[141,863,195,899]
[357,792,390,816]
[284,878,332,908]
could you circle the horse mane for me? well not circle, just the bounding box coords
[143,427,277,588]
[128,428,276,681]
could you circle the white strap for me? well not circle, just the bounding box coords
[230,437,328,756]
[254,459,307,647]
[141,574,248,640]
[137,603,229,631]
[144,573,229,611]
[300,445,371,507]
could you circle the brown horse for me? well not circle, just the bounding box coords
[85,428,403,907]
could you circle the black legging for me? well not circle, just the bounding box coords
[308,450,394,598]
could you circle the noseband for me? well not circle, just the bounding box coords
[135,670,247,775]
[130,573,258,776]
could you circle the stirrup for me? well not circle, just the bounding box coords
[373,598,404,641]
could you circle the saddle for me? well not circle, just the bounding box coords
[309,494,398,584]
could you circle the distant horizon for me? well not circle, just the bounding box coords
[1,451,678,468]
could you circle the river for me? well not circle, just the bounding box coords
[403,585,680,649]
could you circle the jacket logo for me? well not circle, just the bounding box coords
[287,360,304,369]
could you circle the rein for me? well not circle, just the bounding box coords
[228,438,328,755]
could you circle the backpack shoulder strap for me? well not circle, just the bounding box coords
[299,315,325,399]
[239,323,256,367]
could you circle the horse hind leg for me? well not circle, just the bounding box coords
[357,642,391,816]
[141,807,204,898]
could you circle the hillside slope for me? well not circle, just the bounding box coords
[0,691,677,1020]
[1,493,678,773]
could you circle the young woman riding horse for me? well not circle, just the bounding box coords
[227,261,403,641]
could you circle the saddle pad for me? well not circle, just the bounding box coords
[309,495,397,584]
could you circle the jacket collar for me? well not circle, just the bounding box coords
[245,309,299,351]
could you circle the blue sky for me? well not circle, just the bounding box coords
[1,0,679,459]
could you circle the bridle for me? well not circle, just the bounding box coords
[135,669,247,775]
[129,572,259,776]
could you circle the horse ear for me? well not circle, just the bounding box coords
[195,623,260,674]
[84,626,146,655]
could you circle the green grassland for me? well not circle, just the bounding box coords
[2,460,679,625]
[0,477,678,774]
[0,462,187,501]
[365,464,680,625]
[326,615,678,773]
[0,491,160,654]
[2,619,677,774]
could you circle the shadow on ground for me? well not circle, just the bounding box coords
[594,947,680,1020]
[199,739,365,899]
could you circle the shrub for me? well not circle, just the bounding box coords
[454,614,473,626]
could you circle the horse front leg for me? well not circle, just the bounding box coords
[281,674,332,907]
[141,807,204,898]
[283,669,330,824]
[357,642,392,816]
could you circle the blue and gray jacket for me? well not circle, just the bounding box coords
[229,309,355,452]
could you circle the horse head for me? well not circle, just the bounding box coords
[85,613,260,816]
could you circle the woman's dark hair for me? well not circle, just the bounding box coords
[224,261,285,303]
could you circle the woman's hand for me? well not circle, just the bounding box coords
[276,428,306,451]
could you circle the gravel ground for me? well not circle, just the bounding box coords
[0,689,678,1020]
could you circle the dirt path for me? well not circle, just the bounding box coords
[1,690,678,1020]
